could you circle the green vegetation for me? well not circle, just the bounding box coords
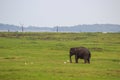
[0,32,120,80]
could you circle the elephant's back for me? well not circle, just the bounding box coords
[77,47,91,55]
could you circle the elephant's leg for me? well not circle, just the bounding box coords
[84,59,87,63]
[75,54,78,63]
[87,58,90,64]
[75,58,78,63]
[83,56,87,63]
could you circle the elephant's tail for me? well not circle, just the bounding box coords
[89,51,91,58]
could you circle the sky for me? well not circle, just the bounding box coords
[0,0,120,27]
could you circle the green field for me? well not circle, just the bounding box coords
[0,32,120,80]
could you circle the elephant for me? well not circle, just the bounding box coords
[69,47,91,63]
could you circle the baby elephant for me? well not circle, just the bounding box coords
[69,47,91,64]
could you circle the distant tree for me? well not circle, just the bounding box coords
[8,29,10,32]
[56,26,58,32]
[20,23,24,32]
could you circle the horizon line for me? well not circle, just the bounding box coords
[0,23,120,28]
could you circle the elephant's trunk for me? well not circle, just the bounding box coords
[70,55,72,63]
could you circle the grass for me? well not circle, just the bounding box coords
[0,32,120,80]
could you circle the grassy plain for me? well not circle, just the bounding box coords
[0,32,120,80]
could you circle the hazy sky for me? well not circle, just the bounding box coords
[0,0,120,27]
